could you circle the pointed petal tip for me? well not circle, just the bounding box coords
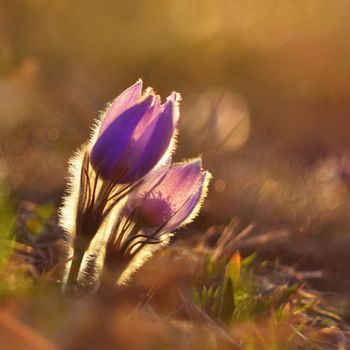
[160,95,180,126]
[167,91,181,103]
[140,92,156,106]
[153,95,161,108]
[124,80,143,99]
[201,170,213,192]
[143,86,157,99]
[171,158,203,174]
[133,78,143,87]
[202,169,213,181]
[98,80,145,136]
[187,157,202,169]
[163,92,181,109]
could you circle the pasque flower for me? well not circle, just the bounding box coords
[102,159,211,286]
[90,80,180,183]
[60,80,211,292]
[126,159,211,232]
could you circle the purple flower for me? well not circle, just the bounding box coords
[127,159,211,231]
[90,81,180,183]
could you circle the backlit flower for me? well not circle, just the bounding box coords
[127,159,211,232]
[90,80,180,183]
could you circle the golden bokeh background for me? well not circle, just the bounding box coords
[2,0,350,230]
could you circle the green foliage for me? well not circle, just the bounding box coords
[241,252,256,269]
[193,251,302,327]
[194,251,260,323]
[0,189,15,270]
[0,189,32,298]
[25,203,55,237]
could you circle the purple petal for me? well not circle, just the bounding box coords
[152,159,202,209]
[116,98,178,183]
[131,100,177,180]
[135,160,202,227]
[166,92,181,126]
[125,154,172,215]
[132,153,172,199]
[132,95,162,141]
[90,94,154,179]
[138,196,173,227]
[165,171,209,231]
[99,80,143,136]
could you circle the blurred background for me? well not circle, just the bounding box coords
[3,2,350,348]
[2,0,350,234]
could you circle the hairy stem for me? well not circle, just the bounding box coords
[64,238,89,294]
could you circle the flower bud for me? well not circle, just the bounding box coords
[90,81,180,183]
[127,159,211,231]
